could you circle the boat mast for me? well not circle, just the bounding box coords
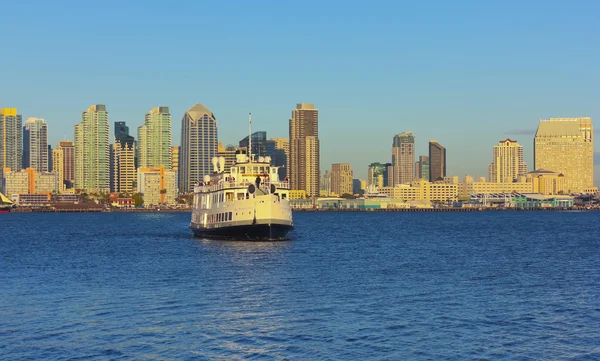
[248,112,252,163]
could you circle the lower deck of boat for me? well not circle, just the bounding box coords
[191,223,293,241]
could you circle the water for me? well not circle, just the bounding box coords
[1,212,599,360]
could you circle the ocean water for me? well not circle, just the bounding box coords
[1,211,599,360]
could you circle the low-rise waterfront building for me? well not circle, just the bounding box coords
[527,169,566,195]
[459,176,534,200]
[289,189,307,200]
[377,180,459,202]
[2,167,59,204]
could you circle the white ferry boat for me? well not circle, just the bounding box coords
[189,152,294,241]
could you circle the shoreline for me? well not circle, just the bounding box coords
[8,206,599,213]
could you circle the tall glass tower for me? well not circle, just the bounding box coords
[75,105,110,193]
[138,107,172,170]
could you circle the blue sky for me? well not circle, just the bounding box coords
[2,0,599,183]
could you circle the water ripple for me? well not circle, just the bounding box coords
[0,212,599,359]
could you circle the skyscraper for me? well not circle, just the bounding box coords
[289,103,320,197]
[111,121,136,193]
[217,143,238,173]
[267,137,288,179]
[48,145,53,172]
[75,105,110,193]
[179,103,218,192]
[320,170,331,197]
[428,140,446,182]
[52,147,65,192]
[367,162,391,187]
[138,107,172,170]
[57,141,75,189]
[534,118,594,193]
[415,155,430,181]
[391,132,415,185]
[331,163,353,196]
[488,139,527,183]
[0,108,23,176]
[240,131,267,157]
[23,118,49,172]
[172,145,179,177]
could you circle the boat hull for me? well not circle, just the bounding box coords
[190,222,294,241]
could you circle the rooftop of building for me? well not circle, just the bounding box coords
[536,118,592,137]
[185,103,215,121]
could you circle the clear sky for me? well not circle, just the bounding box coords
[2,0,599,183]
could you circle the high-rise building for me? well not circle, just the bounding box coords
[23,118,49,172]
[352,179,366,195]
[488,139,527,183]
[138,107,172,170]
[172,146,179,177]
[179,103,218,192]
[267,137,288,179]
[75,105,110,193]
[331,163,353,196]
[138,166,177,205]
[240,131,267,157]
[428,141,446,182]
[320,170,331,197]
[534,118,594,193]
[52,147,65,192]
[289,103,320,197]
[57,141,75,189]
[48,145,53,172]
[391,132,415,186]
[415,155,430,181]
[0,108,23,177]
[217,142,238,173]
[111,121,136,193]
[368,162,391,187]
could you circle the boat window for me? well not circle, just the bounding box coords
[229,212,232,220]
[240,166,246,174]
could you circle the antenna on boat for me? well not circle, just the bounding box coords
[248,112,252,163]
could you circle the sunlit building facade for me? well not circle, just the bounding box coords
[289,104,320,197]
[138,166,177,205]
[391,132,415,186]
[488,139,527,183]
[331,163,353,196]
[534,118,593,193]
[0,108,22,177]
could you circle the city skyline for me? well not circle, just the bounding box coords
[1,103,597,187]
[1,2,599,184]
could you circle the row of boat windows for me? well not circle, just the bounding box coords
[208,212,233,223]
[233,166,271,174]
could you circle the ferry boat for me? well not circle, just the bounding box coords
[190,115,294,240]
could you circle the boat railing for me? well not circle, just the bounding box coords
[194,179,291,193]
